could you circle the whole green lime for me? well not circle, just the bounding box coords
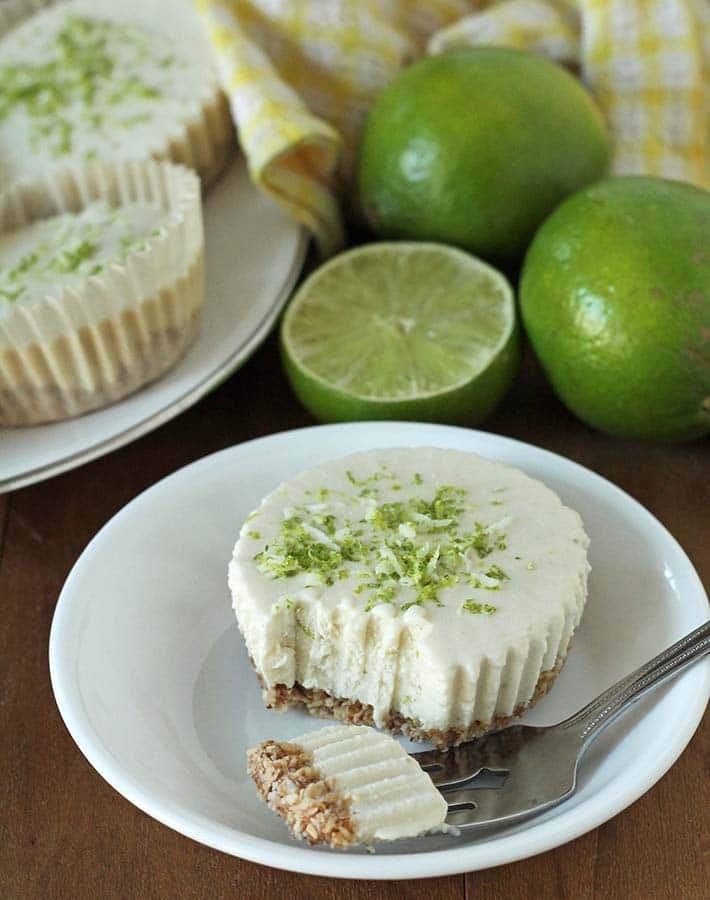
[357,48,611,264]
[520,176,710,441]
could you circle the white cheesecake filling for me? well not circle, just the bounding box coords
[229,448,590,733]
[293,725,447,842]
[0,201,164,308]
[0,0,222,185]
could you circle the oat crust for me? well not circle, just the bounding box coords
[247,740,358,848]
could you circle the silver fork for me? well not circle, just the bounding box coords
[411,620,710,831]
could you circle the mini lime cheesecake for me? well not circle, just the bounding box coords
[0,159,203,425]
[229,448,590,747]
[0,0,233,188]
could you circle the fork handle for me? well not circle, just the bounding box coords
[560,619,710,749]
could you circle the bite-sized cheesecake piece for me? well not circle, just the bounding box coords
[0,159,203,425]
[248,724,448,847]
[230,448,590,747]
[0,0,233,188]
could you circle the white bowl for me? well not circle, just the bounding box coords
[49,422,710,879]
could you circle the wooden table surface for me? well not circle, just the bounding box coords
[1,330,707,900]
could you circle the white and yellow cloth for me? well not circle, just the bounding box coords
[195,0,709,255]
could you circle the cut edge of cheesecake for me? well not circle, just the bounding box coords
[257,652,566,749]
[248,739,359,848]
[247,724,449,847]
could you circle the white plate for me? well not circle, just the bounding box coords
[49,423,709,879]
[0,158,307,493]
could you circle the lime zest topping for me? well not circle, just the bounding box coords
[0,249,39,301]
[371,501,406,531]
[247,530,262,540]
[295,609,315,639]
[54,239,98,273]
[0,14,174,160]
[346,467,399,490]
[364,583,396,612]
[469,564,509,590]
[278,598,316,638]
[346,469,384,487]
[462,600,497,615]
[254,512,365,587]
[412,485,465,526]
[251,466,512,614]
[0,201,163,305]
[470,520,508,557]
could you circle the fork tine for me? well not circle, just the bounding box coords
[443,782,575,830]
[426,765,509,790]
[410,726,536,789]
[410,724,579,829]
[441,767,577,830]
[422,766,484,789]
[410,744,494,789]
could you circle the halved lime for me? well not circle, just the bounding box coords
[280,242,520,423]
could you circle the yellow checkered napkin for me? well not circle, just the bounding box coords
[195,0,709,255]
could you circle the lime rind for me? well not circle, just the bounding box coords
[357,48,611,264]
[282,323,520,425]
[520,176,710,442]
